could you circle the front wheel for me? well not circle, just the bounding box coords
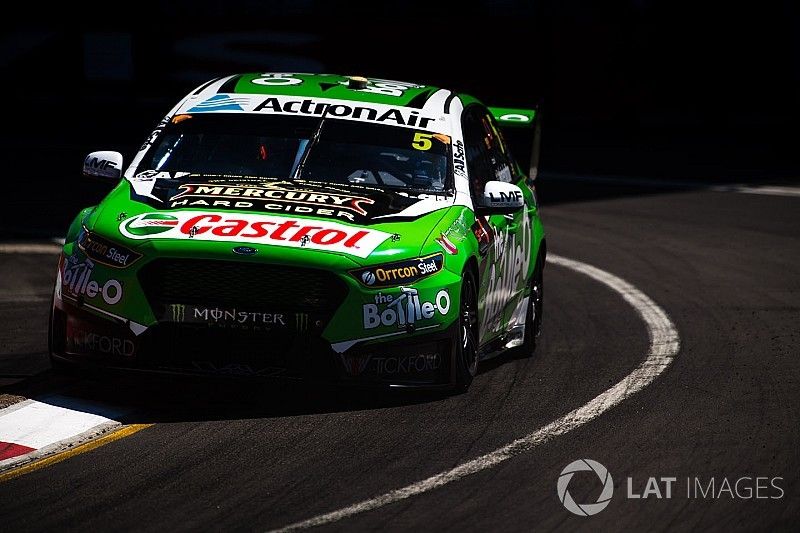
[454,271,479,392]
[48,295,72,375]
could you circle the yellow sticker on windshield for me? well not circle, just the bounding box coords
[412,132,434,151]
[171,114,193,124]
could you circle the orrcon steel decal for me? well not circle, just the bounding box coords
[118,211,391,258]
[78,230,142,268]
[350,253,443,288]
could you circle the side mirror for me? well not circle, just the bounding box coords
[83,151,123,181]
[480,181,525,214]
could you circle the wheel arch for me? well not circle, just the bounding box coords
[463,256,479,284]
[538,237,547,267]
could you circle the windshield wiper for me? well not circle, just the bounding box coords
[291,108,328,180]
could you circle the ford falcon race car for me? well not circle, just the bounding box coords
[50,73,545,391]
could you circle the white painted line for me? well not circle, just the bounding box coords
[270,253,680,532]
[545,173,800,197]
[0,243,62,254]
[0,294,51,304]
[545,173,709,189]
[710,184,800,197]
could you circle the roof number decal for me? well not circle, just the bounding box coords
[251,73,304,86]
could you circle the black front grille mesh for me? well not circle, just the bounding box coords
[138,259,347,312]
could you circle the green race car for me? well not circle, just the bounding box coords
[50,73,546,391]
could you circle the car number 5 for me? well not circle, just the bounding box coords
[411,132,433,151]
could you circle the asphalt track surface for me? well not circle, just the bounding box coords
[1,185,799,531]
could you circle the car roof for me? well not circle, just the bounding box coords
[212,72,452,108]
[176,73,478,136]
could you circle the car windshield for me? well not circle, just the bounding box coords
[139,113,451,192]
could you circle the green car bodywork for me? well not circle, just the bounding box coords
[51,73,545,390]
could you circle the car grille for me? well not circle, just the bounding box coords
[138,258,347,312]
[138,324,336,377]
[136,258,347,376]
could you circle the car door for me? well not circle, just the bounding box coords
[462,107,514,345]
[482,112,534,333]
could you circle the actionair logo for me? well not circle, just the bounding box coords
[557,459,614,516]
[121,213,178,237]
[188,94,248,113]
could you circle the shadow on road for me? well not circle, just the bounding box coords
[1,367,457,424]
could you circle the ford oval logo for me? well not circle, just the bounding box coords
[232,246,258,256]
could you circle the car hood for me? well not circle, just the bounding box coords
[86,175,460,269]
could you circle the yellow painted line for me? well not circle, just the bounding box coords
[0,423,153,483]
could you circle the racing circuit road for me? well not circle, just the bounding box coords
[0,182,798,531]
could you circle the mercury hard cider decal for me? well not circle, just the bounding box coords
[119,211,390,258]
[350,254,444,288]
[168,182,375,222]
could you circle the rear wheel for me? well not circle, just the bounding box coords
[520,254,544,357]
[454,271,479,391]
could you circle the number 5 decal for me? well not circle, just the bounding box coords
[411,132,433,151]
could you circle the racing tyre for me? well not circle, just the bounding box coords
[48,295,74,375]
[454,271,479,391]
[520,254,544,357]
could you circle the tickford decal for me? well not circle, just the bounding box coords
[119,211,390,259]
